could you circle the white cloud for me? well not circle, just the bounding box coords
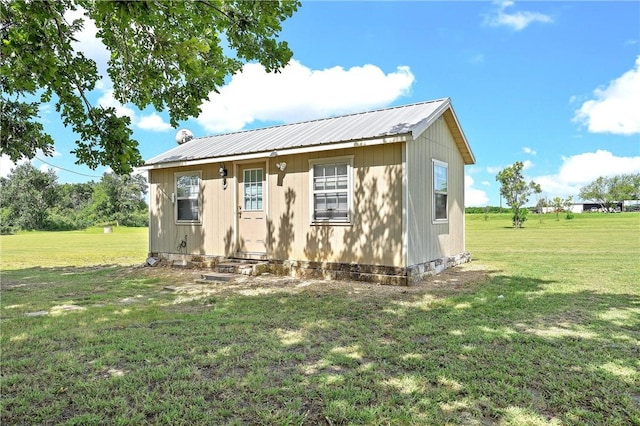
[138,113,173,132]
[484,1,553,31]
[465,175,490,207]
[39,163,53,173]
[97,90,172,132]
[98,90,136,120]
[573,56,640,135]
[533,150,640,198]
[65,8,109,77]
[196,60,415,133]
[523,146,536,155]
[522,160,534,170]
[0,155,21,178]
[1,150,62,178]
[64,9,173,135]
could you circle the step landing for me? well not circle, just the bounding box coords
[212,258,267,275]
[194,272,236,284]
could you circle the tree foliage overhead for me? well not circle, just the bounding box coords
[495,161,542,228]
[1,0,300,174]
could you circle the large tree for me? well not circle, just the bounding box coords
[579,174,640,211]
[0,162,58,230]
[496,161,542,228]
[90,172,148,226]
[1,0,300,174]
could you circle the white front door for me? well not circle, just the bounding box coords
[237,163,267,256]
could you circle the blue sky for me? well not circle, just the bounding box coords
[3,1,639,206]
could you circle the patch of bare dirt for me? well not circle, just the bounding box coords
[127,261,490,301]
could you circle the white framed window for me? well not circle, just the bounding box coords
[175,171,201,224]
[309,156,354,223]
[433,160,448,222]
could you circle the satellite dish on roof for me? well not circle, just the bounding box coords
[175,128,194,145]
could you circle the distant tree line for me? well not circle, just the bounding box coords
[468,170,640,220]
[0,163,148,234]
[465,206,505,214]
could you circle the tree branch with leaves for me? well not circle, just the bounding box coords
[1,0,300,174]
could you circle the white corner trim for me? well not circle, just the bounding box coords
[401,143,408,268]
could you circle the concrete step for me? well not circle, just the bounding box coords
[214,262,255,275]
[224,258,262,265]
[171,260,189,268]
[195,272,236,284]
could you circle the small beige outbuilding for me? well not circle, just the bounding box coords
[143,98,475,284]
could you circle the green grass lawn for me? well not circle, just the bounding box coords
[0,226,148,269]
[1,215,639,425]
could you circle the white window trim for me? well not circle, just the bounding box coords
[433,159,448,223]
[309,155,354,225]
[174,170,202,225]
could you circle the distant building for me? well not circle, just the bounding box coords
[540,202,624,214]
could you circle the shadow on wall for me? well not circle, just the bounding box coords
[267,188,296,260]
[149,167,225,258]
[304,225,334,262]
[223,226,235,257]
[303,164,403,266]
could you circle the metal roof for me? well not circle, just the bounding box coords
[144,98,475,168]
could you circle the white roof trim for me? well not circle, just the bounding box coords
[410,98,451,140]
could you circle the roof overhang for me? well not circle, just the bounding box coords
[410,99,475,165]
[442,106,475,165]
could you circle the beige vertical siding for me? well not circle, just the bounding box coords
[150,131,469,269]
[267,143,405,267]
[149,163,235,256]
[406,110,466,266]
[150,143,404,267]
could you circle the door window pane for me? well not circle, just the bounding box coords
[243,168,264,211]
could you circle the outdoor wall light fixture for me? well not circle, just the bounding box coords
[276,162,287,172]
[219,164,228,189]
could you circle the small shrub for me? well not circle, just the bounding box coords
[0,223,16,235]
[121,211,149,227]
[44,212,92,231]
[0,209,16,234]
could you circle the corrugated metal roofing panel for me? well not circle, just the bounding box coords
[145,98,470,166]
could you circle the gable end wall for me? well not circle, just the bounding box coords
[406,115,466,266]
